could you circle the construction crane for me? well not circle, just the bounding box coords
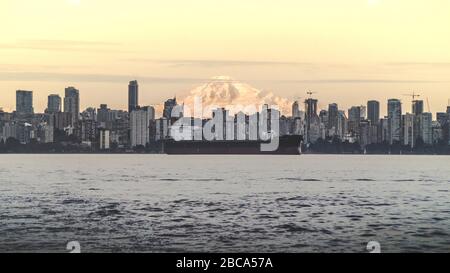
[402,92,421,149]
[403,92,421,101]
[306,91,317,98]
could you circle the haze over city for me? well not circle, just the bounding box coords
[1,0,450,114]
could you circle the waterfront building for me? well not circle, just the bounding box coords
[97,104,112,129]
[64,87,80,126]
[1,122,18,141]
[367,100,380,124]
[336,110,347,139]
[99,129,110,150]
[292,101,301,118]
[402,113,415,147]
[412,100,424,115]
[348,106,362,136]
[128,80,139,113]
[47,94,61,113]
[387,99,402,144]
[327,103,339,136]
[130,107,155,147]
[80,119,97,144]
[49,112,73,131]
[163,97,178,120]
[16,90,33,115]
[304,98,318,143]
[419,112,433,145]
[359,120,371,146]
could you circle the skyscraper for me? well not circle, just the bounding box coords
[292,101,301,118]
[337,110,347,139]
[304,98,318,142]
[64,87,80,125]
[163,97,178,119]
[348,106,361,135]
[130,106,154,147]
[128,80,139,113]
[97,104,111,129]
[47,94,61,113]
[412,100,424,115]
[403,113,415,147]
[304,99,318,122]
[16,90,33,115]
[327,103,339,135]
[367,100,380,124]
[388,99,402,144]
[359,105,367,120]
[359,120,372,147]
[419,112,432,145]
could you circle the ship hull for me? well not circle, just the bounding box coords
[164,135,303,155]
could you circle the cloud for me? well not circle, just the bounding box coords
[0,39,123,53]
[275,79,445,84]
[385,62,450,68]
[127,58,312,67]
[0,71,205,84]
[1,70,444,85]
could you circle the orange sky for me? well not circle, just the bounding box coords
[1,0,450,116]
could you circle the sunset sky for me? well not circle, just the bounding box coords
[1,0,450,115]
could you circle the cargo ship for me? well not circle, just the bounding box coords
[164,135,303,155]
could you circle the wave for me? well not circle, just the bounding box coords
[277,178,322,182]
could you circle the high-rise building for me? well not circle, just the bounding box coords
[16,90,33,115]
[305,99,318,121]
[143,106,156,121]
[304,98,318,143]
[319,110,328,126]
[402,113,415,147]
[292,101,301,118]
[412,100,424,115]
[130,106,155,147]
[47,94,61,113]
[80,119,97,143]
[64,87,80,125]
[367,100,380,124]
[337,110,347,139]
[163,97,178,120]
[128,80,139,113]
[99,129,110,150]
[419,112,432,145]
[437,112,448,126]
[49,112,73,131]
[388,99,402,144]
[359,120,372,147]
[380,118,390,143]
[327,103,339,136]
[359,105,367,120]
[348,106,361,135]
[97,104,111,128]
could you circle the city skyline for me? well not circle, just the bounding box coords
[1,0,450,114]
[1,81,449,120]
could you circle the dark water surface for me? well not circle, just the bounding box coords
[0,154,449,253]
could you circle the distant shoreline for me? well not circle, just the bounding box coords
[0,152,449,155]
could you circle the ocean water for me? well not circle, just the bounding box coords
[0,154,449,253]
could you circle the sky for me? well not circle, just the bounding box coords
[1,0,450,116]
